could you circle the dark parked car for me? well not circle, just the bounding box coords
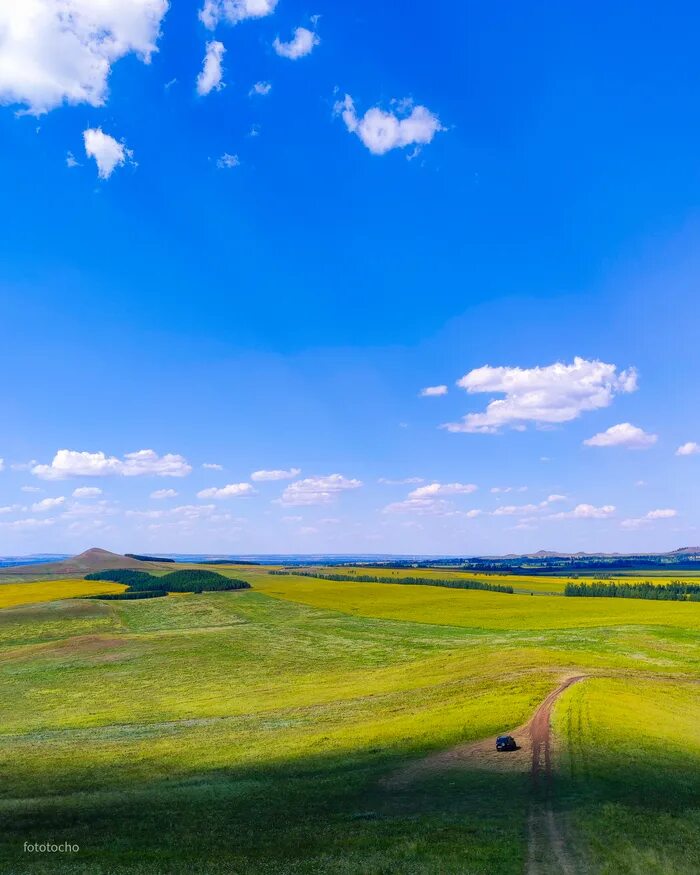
[496,735,517,751]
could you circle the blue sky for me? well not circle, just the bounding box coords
[1,0,699,555]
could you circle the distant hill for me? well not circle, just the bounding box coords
[0,548,170,579]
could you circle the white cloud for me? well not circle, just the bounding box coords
[0,458,4,471]
[0,0,168,116]
[196,40,225,95]
[72,487,102,498]
[251,468,301,482]
[151,488,178,499]
[196,482,255,499]
[552,503,616,520]
[83,128,134,179]
[621,508,678,529]
[32,449,192,480]
[276,474,362,506]
[249,80,271,96]
[443,358,638,434]
[676,441,700,457]
[492,503,541,517]
[273,27,319,60]
[646,508,678,519]
[10,460,37,471]
[383,497,453,515]
[584,422,657,449]
[420,385,448,397]
[62,499,118,519]
[202,462,223,470]
[299,526,318,535]
[384,482,479,516]
[21,486,41,493]
[493,495,567,517]
[31,496,65,512]
[378,477,424,485]
[199,0,277,29]
[409,482,477,498]
[0,517,56,530]
[0,505,21,514]
[334,95,444,156]
[216,152,240,169]
[66,151,80,168]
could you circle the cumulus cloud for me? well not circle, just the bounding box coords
[409,482,477,498]
[83,128,135,179]
[249,80,271,96]
[32,449,192,480]
[621,508,678,529]
[196,482,255,499]
[31,496,65,512]
[383,497,453,515]
[151,488,178,499]
[196,40,225,95]
[72,487,102,498]
[199,0,277,29]
[551,503,616,520]
[676,441,700,457]
[216,152,240,169]
[443,358,638,434]
[334,95,444,156]
[492,495,568,517]
[276,474,362,506]
[0,0,168,116]
[420,385,448,397]
[384,482,479,516]
[583,422,657,449]
[251,468,301,481]
[646,508,678,519]
[273,27,319,60]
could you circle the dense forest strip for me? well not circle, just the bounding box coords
[269,570,514,594]
[85,569,251,593]
[564,581,700,601]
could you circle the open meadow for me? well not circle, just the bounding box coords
[0,563,698,874]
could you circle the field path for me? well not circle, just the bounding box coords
[385,674,587,873]
[526,675,585,875]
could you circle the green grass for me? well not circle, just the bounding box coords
[0,571,698,873]
[553,677,700,874]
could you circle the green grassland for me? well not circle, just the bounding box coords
[0,566,698,873]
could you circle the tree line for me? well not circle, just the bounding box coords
[85,568,251,597]
[564,580,700,601]
[269,570,514,594]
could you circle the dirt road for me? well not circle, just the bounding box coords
[385,674,587,873]
[527,675,585,875]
